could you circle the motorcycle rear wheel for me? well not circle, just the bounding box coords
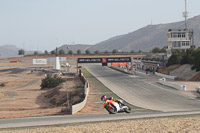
[124,105,131,113]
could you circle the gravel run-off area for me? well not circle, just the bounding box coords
[1,115,200,133]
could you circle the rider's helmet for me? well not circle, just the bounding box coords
[101,95,107,102]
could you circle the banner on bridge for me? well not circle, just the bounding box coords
[77,57,131,63]
[107,57,131,63]
[77,58,102,63]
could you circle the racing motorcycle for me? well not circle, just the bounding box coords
[103,99,131,114]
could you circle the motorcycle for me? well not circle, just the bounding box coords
[103,99,131,114]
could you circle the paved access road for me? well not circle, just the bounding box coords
[84,64,200,112]
[1,111,200,129]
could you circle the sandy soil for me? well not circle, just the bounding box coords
[0,68,83,118]
[174,81,200,91]
[0,54,108,118]
[75,78,107,115]
[0,69,59,118]
[170,81,200,98]
[1,115,200,133]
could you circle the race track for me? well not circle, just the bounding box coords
[84,64,200,112]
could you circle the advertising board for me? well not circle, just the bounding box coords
[33,59,47,65]
[78,58,102,63]
[78,57,131,63]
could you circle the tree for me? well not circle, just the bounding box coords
[166,54,181,67]
[34,51,38,55]
[51,50,55,55]
[180,48,195,65]
[85,50,90,54]
[68,50,73,55]
[152,47,161,53]
[59,49,65,55]
[112,49,118,54]
[18,49,25,55]
[77,49,81,55]
[193,49,200,71]
[166,48,200,71]
[138,50,143,53]
[104,50,109,54]
[131,50,134,54]
[44,50,48,55]
[94,50,100,54]
[160,46,167,53]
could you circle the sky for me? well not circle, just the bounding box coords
[0,0,200,51]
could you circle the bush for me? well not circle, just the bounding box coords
[85,50,90,54]
[112,49,118,54]
[0,83,5,87]
[40,74,65,89]
[166,54,181,67]
[191,65,196,70]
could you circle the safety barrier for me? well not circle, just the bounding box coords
[158,78,186,91]
[155,72,177,80]
[72,73,89,114]
[110,66,132,74]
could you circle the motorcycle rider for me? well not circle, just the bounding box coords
[101,95,122,105]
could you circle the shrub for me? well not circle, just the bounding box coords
[68,50,73,55]
[112,49,118,54]
[166,54,181,67]
[0,83,5,87]
[85,50,90,54]
[40,74,65,89]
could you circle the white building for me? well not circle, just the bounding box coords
[167,29,194,57]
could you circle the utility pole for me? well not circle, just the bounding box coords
[183,0,188,31]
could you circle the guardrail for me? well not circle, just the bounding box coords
[72,72,89,114]
[155,72,177,80]
[158,78,186,91]
[110,66,132,74]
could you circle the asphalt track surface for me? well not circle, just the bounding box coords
[84,64,200,112]
[1,64,200,129]
[1,111,200,129]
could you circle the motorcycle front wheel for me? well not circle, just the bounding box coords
[105,103,117,114]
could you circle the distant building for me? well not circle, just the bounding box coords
[167,29,195,57]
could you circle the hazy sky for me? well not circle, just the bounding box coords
[0,0,200,51]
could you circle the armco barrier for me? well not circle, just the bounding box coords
[72,73,89,114]
[155,72,177,80]
[158,78,186,91]
[110,66,132,74]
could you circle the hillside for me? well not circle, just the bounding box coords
[88,15,200,52]
[56,44,91,54]
[0,45,20,58]
[0,45,36,58]
[2,15,200,57]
